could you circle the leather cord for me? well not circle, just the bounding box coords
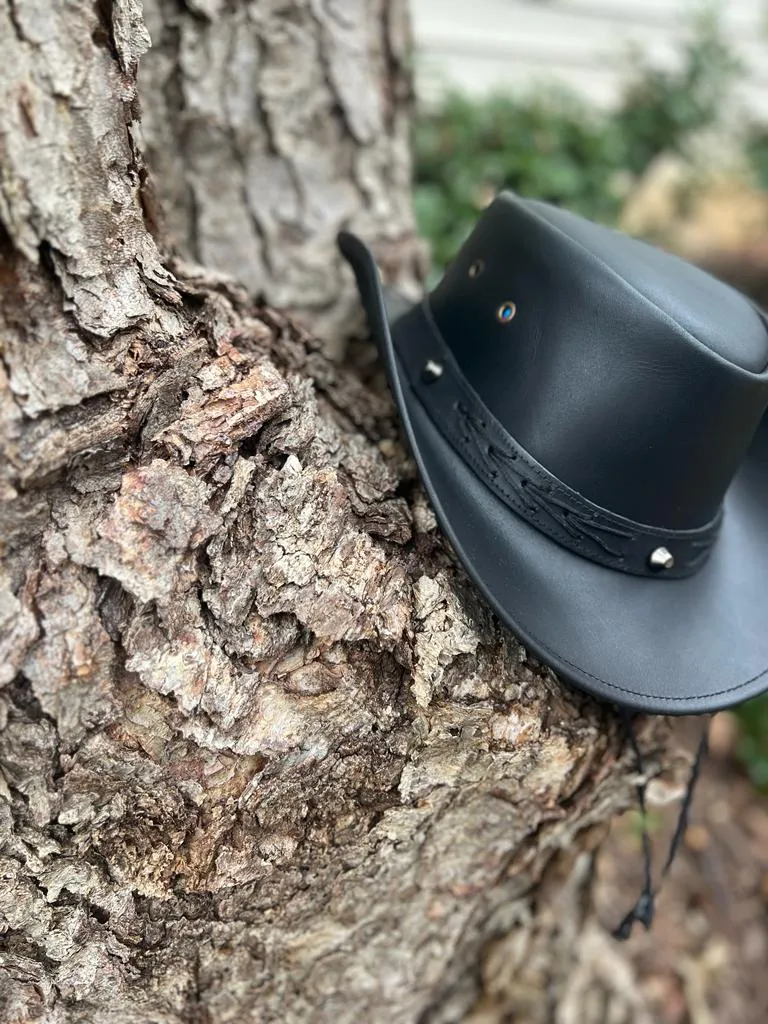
[613,713,709,940]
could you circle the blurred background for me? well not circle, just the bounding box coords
[411,0,768,285]
[410,3,768,1020]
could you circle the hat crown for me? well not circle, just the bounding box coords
[429,193,768,530]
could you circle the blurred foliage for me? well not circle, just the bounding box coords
[412,9,768,786]
[615,12,743,175]
[414,90,628,271]
[413,11,746,273]
[745,127,768,191]
[737,697,768,792]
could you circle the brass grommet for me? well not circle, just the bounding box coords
[497,302,516,323]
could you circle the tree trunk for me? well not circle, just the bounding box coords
[0,2,666,1022]
[138,0,424,343]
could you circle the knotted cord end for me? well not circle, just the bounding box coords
[612,889,655,940]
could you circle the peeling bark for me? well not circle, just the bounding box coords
[0,2,668,1022]
[139,0,424,344]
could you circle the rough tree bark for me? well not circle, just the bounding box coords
[138,0,422,342]
[0,2,668,1022]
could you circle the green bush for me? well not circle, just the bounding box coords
[413,89,628,274]
[413,11,745,275]
[614,11,743,175]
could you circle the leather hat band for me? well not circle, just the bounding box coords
[395,302,722,579]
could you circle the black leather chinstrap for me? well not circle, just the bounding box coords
[394,302,722,579]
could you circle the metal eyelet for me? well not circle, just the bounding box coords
[497,302,516,323]
[468,260,484,279]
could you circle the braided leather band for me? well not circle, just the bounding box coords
[394,302,722,579]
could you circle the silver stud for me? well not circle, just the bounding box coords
[649,546,675,571]
[421,360,444,383]
[497,302,517,323]
[469,260,484,279]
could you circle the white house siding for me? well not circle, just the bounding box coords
[411,0,768,118]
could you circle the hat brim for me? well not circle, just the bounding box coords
[340,232,768,715]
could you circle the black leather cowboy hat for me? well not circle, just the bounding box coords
[339,192,768,716]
